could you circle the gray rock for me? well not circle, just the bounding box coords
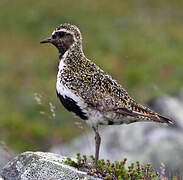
[51,92,183,176]
[1,151,100,180]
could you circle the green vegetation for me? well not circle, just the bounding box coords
[65,153,177,180]
[0,0,183,152]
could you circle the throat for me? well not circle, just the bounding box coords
[58,50,69,71]
[58,43,83,66]
[58,43,74,60]
[59,47,69,59]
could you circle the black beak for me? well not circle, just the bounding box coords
[40,37,51,44]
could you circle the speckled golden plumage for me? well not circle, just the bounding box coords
[53,24,172,125]
[41,23,173,167]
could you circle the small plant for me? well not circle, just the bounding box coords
[64,153,166,179]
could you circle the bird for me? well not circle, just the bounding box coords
[40,23,173,168]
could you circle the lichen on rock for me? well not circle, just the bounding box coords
[1,151,100,180]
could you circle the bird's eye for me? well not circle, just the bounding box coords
[52,34,56,39]
[58,32,66,38]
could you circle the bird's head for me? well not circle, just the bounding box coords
[40,23,82,54]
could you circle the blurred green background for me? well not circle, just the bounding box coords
[0,0,182,152]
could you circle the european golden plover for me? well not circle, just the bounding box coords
[40,23,173,167]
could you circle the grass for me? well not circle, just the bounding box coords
[64,153,178,180]
[0,0,182,152]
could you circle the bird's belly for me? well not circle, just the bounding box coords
[56,79,137,126]
[56,79,107,127]
[56,77,89,120]
[56,91,88,120]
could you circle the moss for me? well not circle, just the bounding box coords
[64,153,174,179]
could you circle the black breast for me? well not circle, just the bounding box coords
[56,91,88,120]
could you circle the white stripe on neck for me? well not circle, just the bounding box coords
[58,50,68,71]
[56,50,87,113]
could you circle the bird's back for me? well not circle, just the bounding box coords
[57,50,173,126]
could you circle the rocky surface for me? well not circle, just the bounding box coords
[0,151,100,180]
[51,91,183,176]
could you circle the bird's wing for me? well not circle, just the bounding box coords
[92,73,173,125]
[71,62,173,125]
[115,102,173,125]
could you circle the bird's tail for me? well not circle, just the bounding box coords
[156,115,174,125]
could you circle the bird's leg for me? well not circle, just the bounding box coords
[93,126,101,168]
